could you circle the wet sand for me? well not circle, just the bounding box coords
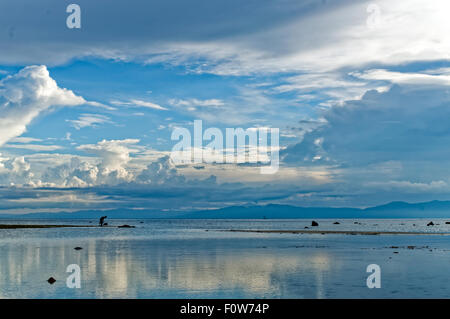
[0,224,97,229]
[225,229,450,235]
[0,224,134,229]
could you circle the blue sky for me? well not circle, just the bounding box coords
[1,0,450,214]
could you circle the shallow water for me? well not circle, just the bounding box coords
[0,219,449,298]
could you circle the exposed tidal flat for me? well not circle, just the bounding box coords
[0,225,94,229]
[0,218,449,298]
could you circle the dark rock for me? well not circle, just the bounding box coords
[118,225,135,228]
[407,246,415,250]
[103,223,108,226]
[446,222,450,224]
[427,221,434,226]
[304,226,309,229]
[74,247,83,250]
[47,277,56,284]
[311,221,319,227]
[333,222,340,224]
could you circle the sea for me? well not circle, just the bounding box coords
[0,218,449,298]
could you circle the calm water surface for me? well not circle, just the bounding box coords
[0,219,449,298]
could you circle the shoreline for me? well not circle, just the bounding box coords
[0,224,99,229]
[224,229,450,236]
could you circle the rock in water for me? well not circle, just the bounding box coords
[333,222,340,225]
[74,247,83,250]
[427,221,434,226]
[311,221,319,227]
[118,224,135,228]
[47,277,56,284]
[446,222,450,224]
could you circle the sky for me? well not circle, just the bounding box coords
[1,0,450,215]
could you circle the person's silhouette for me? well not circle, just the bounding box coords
[99,216,107,226]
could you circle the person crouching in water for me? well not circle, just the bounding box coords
[99,216,107,227]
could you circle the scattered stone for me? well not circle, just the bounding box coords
[47,277,56,284]
[393,252,399,254]
[390,246,399,249]
[446,222,450,224]
[311,221,319,227]
[333,222,340,225]
[304,226,309,229]
[74,247,83,250]
[427,221,434,226]
[118,224,135,228]
[407,246,415,250]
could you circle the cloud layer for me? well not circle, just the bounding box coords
[0,65,85,146]
[1,1,450,214]
[2,0,449,75]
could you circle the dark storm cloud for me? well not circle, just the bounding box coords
[0,0,339,65]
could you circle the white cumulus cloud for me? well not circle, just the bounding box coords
[77,139,140,182]
[0,65,85,146]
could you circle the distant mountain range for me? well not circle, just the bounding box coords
[1,200,450,219]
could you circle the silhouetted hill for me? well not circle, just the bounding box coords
[181,204,362,219]
[181,201,450,219]
[1,200,450,219]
